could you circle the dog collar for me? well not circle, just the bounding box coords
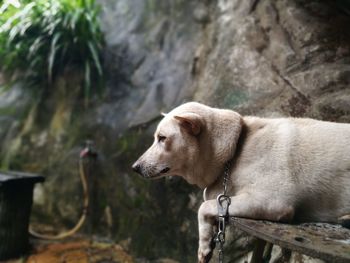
[203,159,233,201]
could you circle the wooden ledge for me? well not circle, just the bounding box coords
[230,217,350,263]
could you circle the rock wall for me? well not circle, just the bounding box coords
[193,0,350,121]
[0,0,349,262]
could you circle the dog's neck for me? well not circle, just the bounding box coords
[189,109,244,189]
[203,158,233,200]
[200,121,248,193]
[195,140,237,189]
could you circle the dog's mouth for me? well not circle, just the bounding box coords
[146,167,171,179]
[160,167,170,174]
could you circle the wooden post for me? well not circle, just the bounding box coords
[250,238,266,263]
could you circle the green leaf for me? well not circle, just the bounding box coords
[48,32,61,83]
[70,9,82,31]
[28,36,44,58]
[87,40,102,76]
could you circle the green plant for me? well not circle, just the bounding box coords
[0,0,104,99]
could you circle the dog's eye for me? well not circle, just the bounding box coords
[158,135,166,142]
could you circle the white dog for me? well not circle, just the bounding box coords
[132,102,350,263]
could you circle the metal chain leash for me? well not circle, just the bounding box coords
[214,161,232,263]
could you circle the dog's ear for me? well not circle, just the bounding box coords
[209,110,243,162]
[174,113,203,136]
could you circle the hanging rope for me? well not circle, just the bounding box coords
[29,141,97,240]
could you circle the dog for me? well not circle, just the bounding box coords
[132,102,350,263]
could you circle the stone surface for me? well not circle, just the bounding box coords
[0,0,350,262]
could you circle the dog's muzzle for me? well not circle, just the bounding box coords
[132,161,170,178]
[132,162,142,175]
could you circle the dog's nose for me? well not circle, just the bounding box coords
[132,162,142,175]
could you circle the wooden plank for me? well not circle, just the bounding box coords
[231,217,350,263]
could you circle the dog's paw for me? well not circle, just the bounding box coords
[198,237,216,263]
[198,247,212,263]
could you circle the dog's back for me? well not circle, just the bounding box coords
[290,118,350,222]
[238,117,350,222]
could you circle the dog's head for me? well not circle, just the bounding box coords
[132,102,242,188]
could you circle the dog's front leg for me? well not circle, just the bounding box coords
[197,193,294,263]
[198,200,217,263]
[197,194,252,263]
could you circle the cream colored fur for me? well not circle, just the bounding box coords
[132,102,350,263]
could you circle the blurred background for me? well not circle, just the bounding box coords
[0,0,350,262]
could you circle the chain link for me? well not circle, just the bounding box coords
[214,161,232,263]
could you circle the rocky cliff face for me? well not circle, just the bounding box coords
[193,0,350,120]
[0,0,349,262]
